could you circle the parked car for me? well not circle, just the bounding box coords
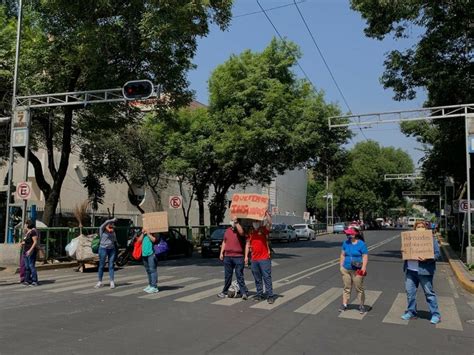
[155,228,194,259]
[333,222,346,234]
[293,224,315,240]
[201,226,227,258]
[269,224,297,242]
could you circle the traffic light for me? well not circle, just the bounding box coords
[122,80,154,100]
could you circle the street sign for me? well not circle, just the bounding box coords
[271,206,279,214]
[469,135,474,153]
[169,195,182,209]
[16,181,32,200]
[458,200,474,213]
[402,191,440,196]
[303,212,310,221]
[12,109,30,148]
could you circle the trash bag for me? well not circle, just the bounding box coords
[65,237,80,258]
[91,235,100,254]
[75,234,97,261]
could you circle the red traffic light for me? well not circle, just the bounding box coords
[122,80,154,100]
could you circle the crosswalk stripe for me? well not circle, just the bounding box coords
[76,275,174,295]
[108,277,198,297]
[294,287,341,315]
[16,276,99,292]
[44,275,144,293]
[436,296,463,331]
[251,285,314,310]
[338,290,382,320]
[175,286,223,303]
[382,293,409,325]
[139,279,222,300]
[1,273,93,291]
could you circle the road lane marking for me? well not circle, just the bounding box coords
[447,274,460,298]
[44,274,145,293]
[76,275,174,294]
[294,287,341,315]
[108,277,198,297]
[338,290,382,320]
[175,286,224,302]
[382,293,409,325]
[251,285,314,310]
[436,296,463,331]
[139,278,221,300]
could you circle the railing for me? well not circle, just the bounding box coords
[311,223,327,234]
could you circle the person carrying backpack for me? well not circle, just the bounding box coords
[137,229,159,294]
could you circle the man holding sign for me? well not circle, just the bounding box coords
[401,221,441,324]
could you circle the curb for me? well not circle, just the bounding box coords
[437,235,474,294]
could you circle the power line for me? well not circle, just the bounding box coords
[255,0,315,90]
[292,0,368,141]
[235,0,306,18]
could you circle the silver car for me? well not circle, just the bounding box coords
[270,224,297,242]
[293,224,315,240]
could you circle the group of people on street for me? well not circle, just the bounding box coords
[18,213,441,324]
[218,214,274,304]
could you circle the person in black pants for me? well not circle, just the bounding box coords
[21,220,39,286]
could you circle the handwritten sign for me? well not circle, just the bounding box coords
[230,193,269,220]
[142,212,169,233]
[401,230,434,260]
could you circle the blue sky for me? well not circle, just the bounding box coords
[187,0,427,167]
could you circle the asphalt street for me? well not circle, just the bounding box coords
[1,229,473,355]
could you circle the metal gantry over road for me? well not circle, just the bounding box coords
[328,103,474,259]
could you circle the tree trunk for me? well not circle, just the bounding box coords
[209,188,229,226]
[196,189,206,226]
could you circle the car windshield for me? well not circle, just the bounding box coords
[293,225,306,229]
[271,224,284,231]
[210,229,225,240]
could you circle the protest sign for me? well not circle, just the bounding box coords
[142,212,169,233]
[401,230,434,260]
[229,193,269,220]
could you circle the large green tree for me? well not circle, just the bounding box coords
[0,1,232,225]
[334,140,414,219]
[205,39,351,224]
[351,0,473,194]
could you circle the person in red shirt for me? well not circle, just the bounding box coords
[217,217,248,300]
[245,213,274,304]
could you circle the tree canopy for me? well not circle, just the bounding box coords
[351,0,473,194]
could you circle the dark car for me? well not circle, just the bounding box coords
[156,228,194,259]
[201,226,227,257]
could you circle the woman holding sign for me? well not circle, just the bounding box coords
[401,221,441,324]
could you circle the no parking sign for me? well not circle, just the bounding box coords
[16,181,32,200]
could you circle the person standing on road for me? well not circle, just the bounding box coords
[95,218,118,289]
[21,220,39,286]
[217,218,248,300]
[137,229,159,294]
[339,226,368,314]
[245,213,274,304]
[401,221,441,324]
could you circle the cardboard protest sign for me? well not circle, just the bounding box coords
[230,194,269,220]
[401,230,434,260]
[142,212,169,233]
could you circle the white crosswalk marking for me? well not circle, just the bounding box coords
[108,277,198,297]
[175,286,223,303]
[139,279,222,300]
[294,287,341,315]
[3,273,92,291]
[251,285,314,310]
[382,293,409,325]
[338,290,381,320]
[76,275,174,295]
[45,274,145,293]
[436,296,463,331]
[16,275,100,292]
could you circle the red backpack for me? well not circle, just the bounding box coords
[132,237,142,260]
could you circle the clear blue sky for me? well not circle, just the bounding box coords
[187,0,427,167]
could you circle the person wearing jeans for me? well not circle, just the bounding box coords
[218,218,248,300]
[245,214,274,304]
[138,229,159,293]
[401,221,441,324]
[95,218,118,289]
[21,220,39,286]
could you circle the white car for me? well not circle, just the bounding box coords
[270,224,297,242]
[293,224,315,240]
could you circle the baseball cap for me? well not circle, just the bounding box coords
[343,227,358,235]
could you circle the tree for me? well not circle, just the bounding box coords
[334,141,414,220]
[205,39,351,224]
[0,1,233,225]
[351,0,473,194]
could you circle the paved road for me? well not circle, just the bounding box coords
[1,230,473,354]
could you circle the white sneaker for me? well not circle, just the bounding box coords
[94,282,102,289]
[110,281,115,289]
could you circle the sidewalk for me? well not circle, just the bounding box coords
[438,234,474,293]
